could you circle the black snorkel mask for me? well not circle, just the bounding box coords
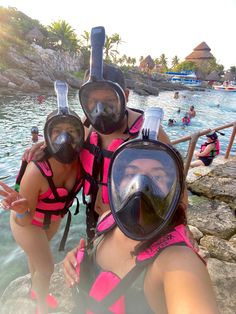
[79,26,126,134]
[108,107,184,241]
[44,81,84,164]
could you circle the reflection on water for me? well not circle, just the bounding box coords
[0,90,236,295]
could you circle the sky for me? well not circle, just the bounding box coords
[1,0,236,69]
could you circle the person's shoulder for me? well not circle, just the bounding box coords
[153,245,205,273]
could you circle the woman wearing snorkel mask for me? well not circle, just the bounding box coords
[0,81,84,314]
[64,110,219,314]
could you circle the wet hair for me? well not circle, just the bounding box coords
[84,63,126,91]
[206,131,218,141]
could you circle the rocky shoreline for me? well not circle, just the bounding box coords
[0,44,207,98]
[0,156,235,313]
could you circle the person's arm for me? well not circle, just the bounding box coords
[0,181,30,224]
[195,143,215,157]
[0,163,42,226]
[155,246,219,314]
[15,162,42,225]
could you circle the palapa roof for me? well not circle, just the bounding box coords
[185,41,214,60]
[223,72,236,82]
[139,55,155,70]
[26,27,45,42]
[205,70,221,81]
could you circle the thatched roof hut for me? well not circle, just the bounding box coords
[26,27,45,43]
[185,42,214,62]
[139,55,155,71]
[223,71,236,82]
[205,70,221,82]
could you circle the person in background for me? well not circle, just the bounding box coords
[37,95,46,105]
[63,135,219,314]
[168,118,176,126]
[188,105,196,118]
[173,91,179,99]
[182,113,191,126]
[31,126,43,144]
[190,131,220,167]
[0,81,84,314]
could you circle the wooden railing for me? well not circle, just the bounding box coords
[170,121,236,177]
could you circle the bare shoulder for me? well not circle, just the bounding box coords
[148,246,219,313]
[155,245,205,272]
[22,161,46,183]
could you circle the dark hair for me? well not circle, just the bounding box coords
[206,131,218,141]
[84,63,126,90]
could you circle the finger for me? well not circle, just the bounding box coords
[63,249,79,284]
[0,190,9,198]
[0,181,14,193]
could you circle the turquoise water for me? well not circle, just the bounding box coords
[0,89,236,295]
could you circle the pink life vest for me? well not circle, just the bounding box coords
[80,112,144,205]
[32,160,82,226]
[200,139,220,157]
[73,213,205,314]
[15,159,83,250]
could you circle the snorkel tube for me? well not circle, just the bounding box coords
[140,107,164,140]
[79,26,126,134]
[54,80,69,114]
[44,80,84,164]
[90,26,105,81]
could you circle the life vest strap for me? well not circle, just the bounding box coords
[84,263,146,313]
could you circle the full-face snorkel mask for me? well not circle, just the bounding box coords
[79,26,126,134]
[108,107,184,241]
[44,81,84,164]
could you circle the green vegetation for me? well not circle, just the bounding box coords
[0,6,234,76]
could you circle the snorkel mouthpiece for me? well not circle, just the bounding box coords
[90,26,105,81]
[141,107,164,140]
[54,80,69,114]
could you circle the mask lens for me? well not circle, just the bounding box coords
[109,141,182,240]
[45,115,84,161]
[80,81,121,120]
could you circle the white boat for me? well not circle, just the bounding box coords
[167,71,202,87]
[213,84,236,92]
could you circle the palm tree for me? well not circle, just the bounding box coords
[47,20,78,52]
[172,56,179,69]
[104,33,123,62]
[80,30,90,48]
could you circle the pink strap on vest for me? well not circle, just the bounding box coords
[80,132,98,194]
[37,161,52,177]
[102,138,124,204]
[96,212,115,234]
[87,272,125,314]
[137,224,190,262]
[129,115,144,134]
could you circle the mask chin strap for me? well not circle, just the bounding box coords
[54,80,69,115]
[140,107,164,140]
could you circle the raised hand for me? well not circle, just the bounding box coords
[0,181,29,214]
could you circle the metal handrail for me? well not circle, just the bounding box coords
[170,121,236,177]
